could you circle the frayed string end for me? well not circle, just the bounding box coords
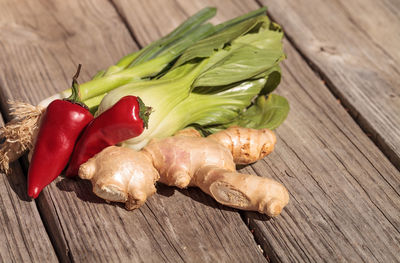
[0,101,44,173]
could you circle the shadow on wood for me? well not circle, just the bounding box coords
[54,174,272,222]
[56,176,106,204]
[4,162,31,202]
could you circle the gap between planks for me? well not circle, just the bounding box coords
[107,0,141,48]
[254,0,400,171]
[0,112,59,261]
[0,109,70,262]
[106,0,272,259]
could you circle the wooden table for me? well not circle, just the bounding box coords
[1,0,399,262]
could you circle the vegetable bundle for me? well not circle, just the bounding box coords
[0,7,289,198]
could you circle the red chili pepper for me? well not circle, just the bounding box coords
[65,95,151,177]
[28,65,93,198]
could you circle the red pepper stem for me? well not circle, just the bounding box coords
[67,64,83,103]
[137,97,151,129]
[66,64,89,110]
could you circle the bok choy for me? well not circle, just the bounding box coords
[97,13,289,150]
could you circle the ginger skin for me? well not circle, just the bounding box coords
[208,127,276,164]
[79,146,159,210]
[79,127,289,217]
[193,166,288,216]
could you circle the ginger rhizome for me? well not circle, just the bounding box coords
[79,127,289,217]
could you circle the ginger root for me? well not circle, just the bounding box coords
[208,127,276,164]
[79,146,159,210]
[79,127,289,217]
[193,166,288,216]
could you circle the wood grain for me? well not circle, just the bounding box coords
[0,116,58,262]
[0,0,267,261]
[244,40,400,262]
[114,0,400,261]
[47,178,266,262]
[262,0,400,170]
[0,0,135,109]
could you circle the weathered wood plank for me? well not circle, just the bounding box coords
[0,116,58,262]
[262,0,400,170]
[114,0,400,261]
[51,178,266,262]
[244,40,400,262]
[0,0,135,104]
[0,0,267,261]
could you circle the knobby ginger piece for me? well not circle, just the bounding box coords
[79,146,159,210]
[143,135,235,188]
[208,126,276,164]
[193,166,289,216]
[79,127,289,217]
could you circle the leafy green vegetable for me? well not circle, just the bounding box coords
[41,7,290,150]
[97,10,288,150]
